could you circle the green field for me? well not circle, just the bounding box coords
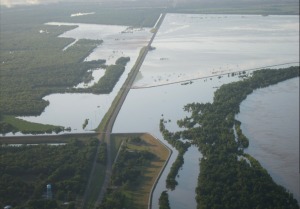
[1,115,65,135]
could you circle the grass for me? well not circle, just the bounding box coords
[0,132,98,144]
[111,133,170,209]
[111,134,130,160]
[130,133,170,208]
[2,115,64,134]
[84,163,106,209]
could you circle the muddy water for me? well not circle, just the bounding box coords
[236,77,299,203]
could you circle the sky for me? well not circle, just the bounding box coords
[0,0,114,7]
[1,0,57,7]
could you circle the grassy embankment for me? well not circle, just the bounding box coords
[127,133,169,208]
[83,163,106,209]
[100,133,170,209]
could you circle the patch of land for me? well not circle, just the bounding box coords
[98,133,170,209]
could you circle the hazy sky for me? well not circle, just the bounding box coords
[0,0,110,7]
[1,0,58,7]
[0,0,169,7]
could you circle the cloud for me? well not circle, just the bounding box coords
[1,0,13,7]
[0,0,60,7]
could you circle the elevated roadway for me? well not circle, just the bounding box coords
[84,13,167,208]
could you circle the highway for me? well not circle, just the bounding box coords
[91,13,166,208]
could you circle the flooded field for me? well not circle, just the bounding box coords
[134,14,299,88]
[17,22,152,132]
[46,22,152,65]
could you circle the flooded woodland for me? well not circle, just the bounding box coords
[1,7,299,208]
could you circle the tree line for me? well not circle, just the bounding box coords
[161,66,299,209]
[159,119,190,190]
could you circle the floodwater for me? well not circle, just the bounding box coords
[114,14,299,208]
[113,75,242,209]
[134,14,299,88]
[74,68,106,88]
[8,14,300,208]
[46,22,152,66]
[17,22,152,132]
[236,77,300,203]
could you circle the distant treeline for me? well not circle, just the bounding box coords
[168,0,299,15]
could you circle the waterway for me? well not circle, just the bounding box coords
[236,77,300,203]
